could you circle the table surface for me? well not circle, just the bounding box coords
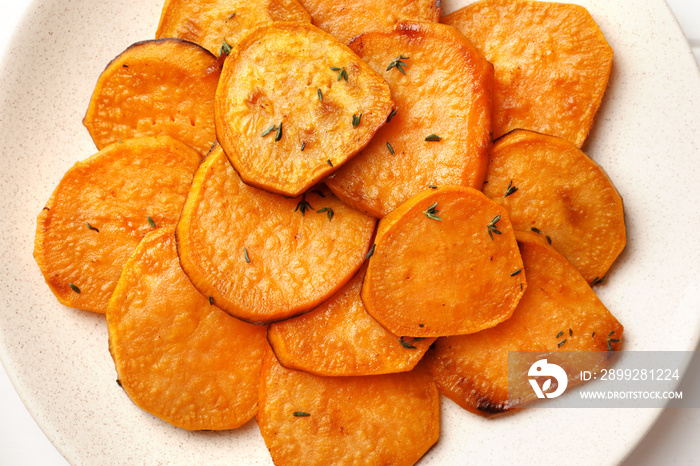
[1,1,698,465]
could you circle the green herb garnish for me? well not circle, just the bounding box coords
[69,283,81,294]
[244,247,251,263]
[399,337,416,349]
[293,412,311,417]
[261,124,277,137]
[352,113,362,127]
[556,331,564,338]
[386,142,394,155]
[317,88,323,102]
[387,108,398,123]
[386,55,409,74]
[331,66,348,81]
[317,207,334,221]
[147,216,156,228]
[424,134,442,142]
[219,39,232,57]
[295,196,313,216]
[505,180,518,197]
[510,269,522,277]
[275,122,283,141]
[558,339,567,348]
[487,215,502,240]
[423,202,442,221]
[365,244,376,259]
[86,222,99,233]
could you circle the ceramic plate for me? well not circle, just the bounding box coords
[1,0,699,464]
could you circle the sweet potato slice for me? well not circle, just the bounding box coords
[107,226,268,430]
[483,129,626,283]
[34,136,201,313]
[442,0,613,147]
[176,145,376,324]
[426,231,624,417]
[297,0,440,44]
[215,22,394,197]
[156,0,311,56]
[258,347,440,465]
[362,186,525,338]
[83,39,220,156]
[326,21,493,217]
[267,265,435,376]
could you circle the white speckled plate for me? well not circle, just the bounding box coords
[1,0,699,464]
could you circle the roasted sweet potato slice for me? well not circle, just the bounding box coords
[34,136,201,313]
[215,22,394,197]
[362,186,525,338]
[297,0,440,44]
[156,0,311,56]
[258,347,440,465]
[426,231,624,417]
[83,39,220,156]
[267,265,435,376]
[442,0,613,147]
[483,129,626,283]
[107,226,268,430]
[176,145,376,324]
[327,21,493,217]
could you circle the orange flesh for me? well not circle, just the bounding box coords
[267,265,435,376]
[257,347,440,465]
[34,136,201,313]
[297,0,441,44]
[327,21,493,217]
[215,22,394,197]
[176,146,376,324]
[483,129,626,283]
[107,226,268,430]
[83,39,220,156]
[442,0,613,147]
[426,231,624,416]
[362,186,525,337]
[156,0,311,55]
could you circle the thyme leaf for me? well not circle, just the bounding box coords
[331,66,348,81]
[147,216,156,228]
[295,196,313,216]
[399,337,416,349]
[86,222,99,233]
[387,108,398,123]
[261,124,277,137]
[352,113,362,127]
[487,215,502,240]
[386,142,394,155]
[386,55,410,74]
[505,180,518,197]
[365,244,376,259]
[293,412,311,417]
[69,283,81,294]
[219,39,232,57]
[317,207,334,221]
[244,247,251,263]
[423,202,442,221]
[424,134,442,142]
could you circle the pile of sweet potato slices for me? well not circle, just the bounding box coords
[34,0,627,464]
